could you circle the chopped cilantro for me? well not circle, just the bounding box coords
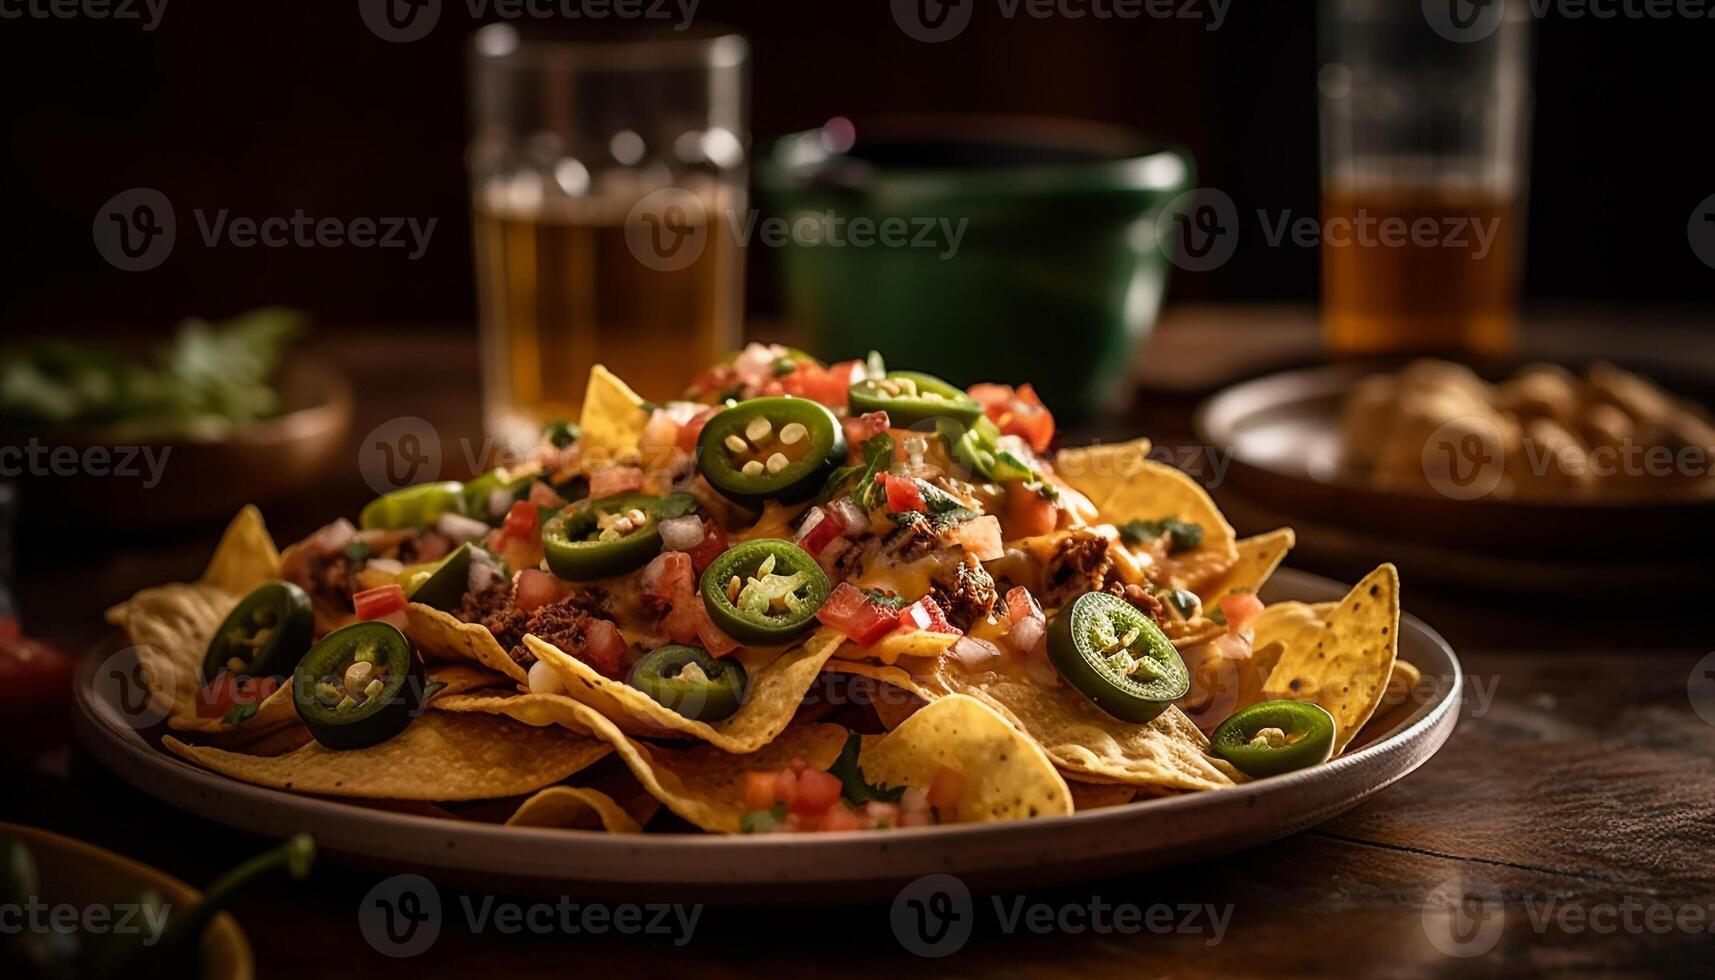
[343,540,372,563]
[861,588,909,611]
[1117,518,1203,554]
[222,703,259,727]
[852,433,895,511]
[827,732,906,804]
[740,803,788,834]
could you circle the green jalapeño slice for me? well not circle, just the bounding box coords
[292,621,423,750]
[400,542,474,612]
[359,481,466,531]
[849,371,982,428]
[542,492,697,581]
[696,397,846,506]
[626,645,749,722]
[1047,591,1189,723]
[1210,700,1337,778]
[200,580,314,683]
[699,539,830,645]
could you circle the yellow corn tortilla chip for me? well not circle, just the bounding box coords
[1065,779,1138,810]
[1055,446,1239,590]
[1196,527,1296,605]
[506,786,642,833]
[578,364,650,460]
[408,604,530,686]
[104,509,297,735]
[819,660,937,730]
[935,664,1234,792]
[524,628,844,753]
[1258,564,1401,754]
[1175,636,1287,734]
[832,629,962,666]
[436,690,848,832]
[163,712,610,800]
[859,695,1072,822]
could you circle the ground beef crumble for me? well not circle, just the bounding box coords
[456,584,615,669]
[1042,530,1112,607]
[1105,581,1167,626]
[931,557,998,631]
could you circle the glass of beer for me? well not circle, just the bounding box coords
[1318,0,1532,358]
[468,25,748,454]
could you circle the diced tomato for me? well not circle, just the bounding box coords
[927,766,966,810]
[686,520,729,576]
[502,500,539,540]
[1219,592,1266,634]
[791,768,844,815]
[941,514,1004,562]
[1003,481,1060,539]
[816,583,902,646]
[589,465,644,499]
[690,598,741,657]
[528,481,567,510]
[495,531,544,581]
[353,584,407,621]
[794,506,846,558]
[676,407,718,454]
[896,597,960,635]
[816,805,867,832]
[515,568,568,613]
[842,411,891,455]
[579,619,628,676]
[196,673,283,720]
[778,360,862,407]
[744,772,778,812]
[969,382,1056,451]
[641,552,695,602]
[883,474,927,514]
[1004,586,1044,627]
[773,768,799,805]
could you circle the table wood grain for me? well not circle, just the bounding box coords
[7,307,1713,978]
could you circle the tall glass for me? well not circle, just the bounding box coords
[1319,0,1531,358]
[468,26,749,454]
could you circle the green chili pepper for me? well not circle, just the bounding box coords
[199,581,313,684]
[541,492,696,581]
[625,645,748,721]
[1210,700,1337,778]
[1047,591,1189,723]
[696,397,846,506]
[699,539,830,645]
[848,371,982,428]
[292,622,423,750]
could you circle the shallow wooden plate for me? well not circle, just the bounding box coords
[74,569,1459,902]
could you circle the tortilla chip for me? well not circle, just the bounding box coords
[820,660,939,730]
[1175,635,1288,734]
[506,786,642,833]
[578,364,649,461]
[1056,448,1239,590]
[859,695,1072,822]
[436,690,847,832]
[164,712,610,800]
[833,630,962,666]
[936,665,1234,792]
[1197,527,1296,605]
[524,628,844,753]
[197,505,281,595]
[1258,564,1401,754]
[1066,779,1138,810]
[409,604,529,686]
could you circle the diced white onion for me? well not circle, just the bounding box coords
[366,558,405,575]
[659,515,706,552]
[487,488,514,519]
[1008,617,1046,657]
[949,636,1002,669]
[817,536,852,569]
[528,659,565,695]
[792,507,829,545]
[467,558,500,593]
[310,519,356,554]
[825,496,867,534]
[436,512,491,544]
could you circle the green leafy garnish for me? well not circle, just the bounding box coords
[343,540,373,563]
[740,803,788,834]
[852,433,896,511]
[221,703,259,727]
[826,732,905,805]
[861,588,910,611]
[1118,518,1203,554]
[543,420,581,449]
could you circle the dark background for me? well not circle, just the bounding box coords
[1,0,1710,334]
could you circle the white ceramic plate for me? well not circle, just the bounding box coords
[74,568,1460,900]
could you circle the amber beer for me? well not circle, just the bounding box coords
[473,183,741,452]
[1321,177,1520,358]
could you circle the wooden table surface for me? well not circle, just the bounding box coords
[7,306,1714,978]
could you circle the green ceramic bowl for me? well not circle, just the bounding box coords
[758,116,1193,420]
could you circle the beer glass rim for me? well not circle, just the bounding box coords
[469,23,748,73]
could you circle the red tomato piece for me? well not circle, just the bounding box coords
[686,520,729,576]
[816,805,867,832]
[353,584,407,621]
[883,474,927,514]
[641,552,695,602]
[779,362,856,408]
[676,407,718,453]
[1219,592,1267,633]
[588,466,644,499]
[1003,481,1060,539]
[969,382,1056,451]
[773,768,799,806]
[690,598,741,657]
[896,597,959,635]
[927,766,967,810]
[515,568,567,613]
[791,768,843,815]
[841,411,891,456]
[579,619,628,676]
[502,500,539,540]
[527,481,567,510]
[816,583,901,646]
[744,772,778,812]
[794,506,846,558]
[1004,586,1044,626]
[941,514,1004,562]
